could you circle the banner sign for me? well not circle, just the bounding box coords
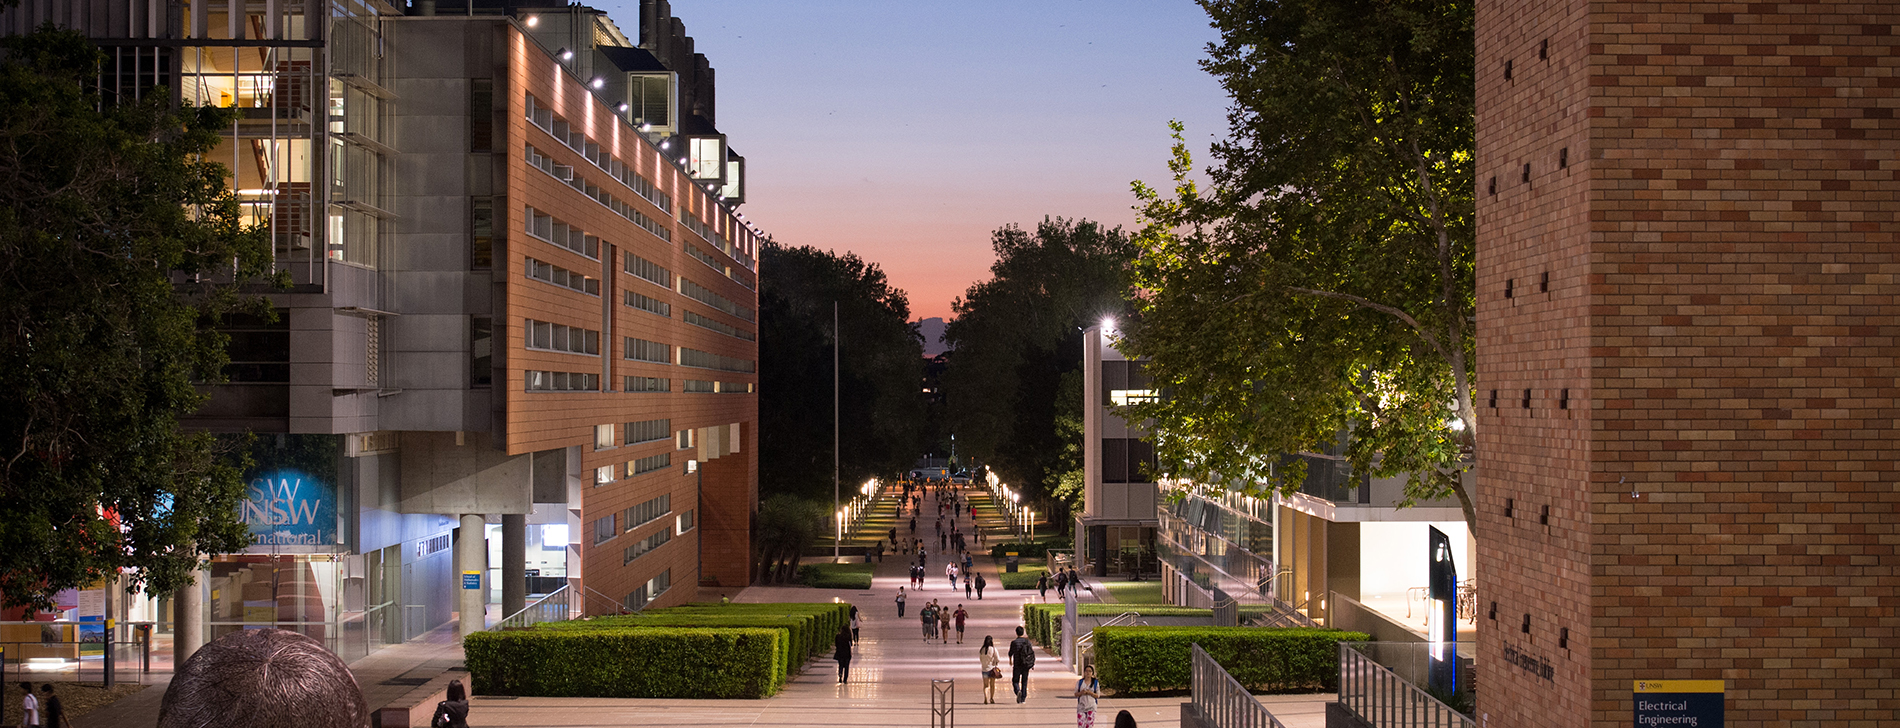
[463,571,483,590]
[1634,680,1723,728]
[242,468,339,546]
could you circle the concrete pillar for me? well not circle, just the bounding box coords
[501,514,527,619]
[172,569,206,667]
[456,514,487,637]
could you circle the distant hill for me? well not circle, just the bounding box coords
[916,317,949,358]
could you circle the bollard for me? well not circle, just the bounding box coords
[931,679,954,728]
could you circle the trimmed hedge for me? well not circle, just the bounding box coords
[1023,603,1231,648]
[987,538,1071,559]
[1093,627,1368,694]
[997,564,1047,590]
[465,627,783,698]
[799,562,875,590]
[546,602,851,679]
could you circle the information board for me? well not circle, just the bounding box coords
[1634,680,1723,728]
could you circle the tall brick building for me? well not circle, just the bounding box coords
[1475,3,1898,726]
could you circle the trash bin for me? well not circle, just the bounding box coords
[1006,552,1019,573]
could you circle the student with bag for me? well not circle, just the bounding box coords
[978,636,1002,704]
[430,680,470,728]
[1007,626,1035,703]
[1072,664,1102,728]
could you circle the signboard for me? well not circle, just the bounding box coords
[1427,526,1459,694]
[1634,680,1723,728]
[462,571,482,590]
[240,435,342,547]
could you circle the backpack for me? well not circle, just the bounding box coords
[1012,638,1036,669]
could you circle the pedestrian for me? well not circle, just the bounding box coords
[964,553,974,573]
[953,604,968,644]
[978,636,1001,704]
[889,526,898,545]
[1056,569,1068,598]
[1073,664,1102,728]
[938,601,952,644]
[1114,709,1138,728]
[429,679,471,728]
[1068,567,1082,593]
[910,516,917,533]
[1038,572,1049,601]
[975,572,987,600]
[834,625,854,684]
[20,682,38,728]
[947,562,959,590]
[964,572,973,599]
[850,605,862,644]
[1008,626,1036,703]
[897,586,907,617]
[921,602,936,641]
[42,684,71,728]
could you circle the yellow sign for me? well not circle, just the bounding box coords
[1634,680,1724,693]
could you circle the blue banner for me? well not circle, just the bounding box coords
[242,468,339,546]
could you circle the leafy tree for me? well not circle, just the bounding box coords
[1123,0,1477,534]
[758,241,925,503]
[752,495,826,584]
[942,218,1135,528]
[0,28,274,609]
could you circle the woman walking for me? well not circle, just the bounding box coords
[978,636,1001,704]
[849,606,861,644]
[834,625,854,684]
[937,602,952,644]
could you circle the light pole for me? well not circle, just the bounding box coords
[832,301,839,560]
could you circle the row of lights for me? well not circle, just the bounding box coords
[836,478,882,543]
[529,13,769,243]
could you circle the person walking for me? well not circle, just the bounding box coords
[1008,626,1035,703]
[1038,572,1049,601]
[963,572,973,599]
[850,606,862,644]
[1072,664,1103,728]
[975,572,987,600]
[429,679,471,728]
[921,601,936,641]
[20,682,38,728]
[978,636,1001,704]
[41,684,70,728]
[937,601,952,644]
[953,604,968,644]
[896,586,907,617]
[889,526,898,545]
[834,625,854,684]
[947,562,959,590]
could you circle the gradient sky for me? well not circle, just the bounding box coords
[595,1,1232,321]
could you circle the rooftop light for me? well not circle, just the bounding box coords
[525,14,539,27]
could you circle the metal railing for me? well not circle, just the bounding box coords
[493,585,572,630]
[1072,611,1141,656]
[1190,643,1288,728]
[1337,642,1474,728]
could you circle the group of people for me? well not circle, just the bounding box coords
[15,683,69,728]
[913,600,969,643]
[1037,566,1087,601]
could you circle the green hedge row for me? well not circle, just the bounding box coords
[798,562,875,590]
[987,539,1070,559]
[545,602,850,679]
[1093,627,1368,694]
[1022,603,1229,648]
[465,627,783,698]
[997,564,1046,590]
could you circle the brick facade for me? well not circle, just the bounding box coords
[1476,3,1898,726]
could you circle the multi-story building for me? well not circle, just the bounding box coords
[1078,323,1160,581]
[1475,2,1899,726]
[0,0,761,663]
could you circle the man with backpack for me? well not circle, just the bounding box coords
[1008,625,1036,703]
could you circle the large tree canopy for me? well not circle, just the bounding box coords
[0,28,273,609]
[758,241,925,504]
[1123,0,1477,534]
[942,218,1134,527]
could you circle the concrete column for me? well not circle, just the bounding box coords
[457,514,487,637]
[501,514,527,619]
[172,569,206,666]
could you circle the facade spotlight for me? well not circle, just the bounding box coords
[617,103,629,112]
[1101,316,1117,331]
[659,139,669,149]
[640,122,652,132]
[524,14,539,27]
[559,47,574,61]
[590,77,604,89]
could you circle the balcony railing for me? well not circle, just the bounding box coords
[493,585,572,630]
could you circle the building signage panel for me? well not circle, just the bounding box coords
[462,571,482,590]
[240,435,342,547]
[1634,680,1723,728]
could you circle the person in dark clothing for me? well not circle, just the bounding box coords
[1115,709,1139,728]
[975,572,987,599]
[157,628,367,728]
[1008,626,1035,703]
[40,684,69,728]
[834,625,854,684]
[431,680,471,728]
[1038,572,1049,601]
[889,526,898,545]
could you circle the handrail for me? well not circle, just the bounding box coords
[1073,611,1142,654]
[494,584,572,630]
[1190,642,1288,728]
[1337,642,1474,728]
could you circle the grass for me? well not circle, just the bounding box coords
[997,564,1047,590]
[1102,580,1166,605]
[799,562,875,589]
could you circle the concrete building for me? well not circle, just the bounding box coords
[1077,324,1160,580]
[0,0,760,663]
[1475,2,1899,726]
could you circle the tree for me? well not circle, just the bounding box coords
[0,28,274,610]
[1122,0,1478,534]
[941,218,1135,528]
[758,241,925,503]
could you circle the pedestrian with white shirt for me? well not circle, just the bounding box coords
[1073,664,1102,727]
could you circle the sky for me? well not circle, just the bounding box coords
[594,1,1233,322]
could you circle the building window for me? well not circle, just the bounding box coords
[625,290,671,317]
[1101,438,1157,484]
[522,205,599,259]
[678,278,754,322]
[683,310,755,341]
[624,419,671,445]
[622,527,673,565]
[527,257,600,296]
[677,429,695,450]
[679,347,755,373]
[469,78,493,152]
[221,309,291,383]
[676,509,695,535]
[624,376,670,393]
[624,494,672,531]
[594,464,616,485]
[625,568,671,610]
[1102,360,1156,406]
[625,252,672,288]
[591,513,618,545]
[624,337,671,364]
[595,424,615,450]
[627,452,671,477]
[525,370,600,392]
[525,319,600,355]
[469,316,493,387]
[470,197,493,269]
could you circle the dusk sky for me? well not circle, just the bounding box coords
[599,1,1233,322]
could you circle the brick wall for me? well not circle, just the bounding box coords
[1478,3,1900,726]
